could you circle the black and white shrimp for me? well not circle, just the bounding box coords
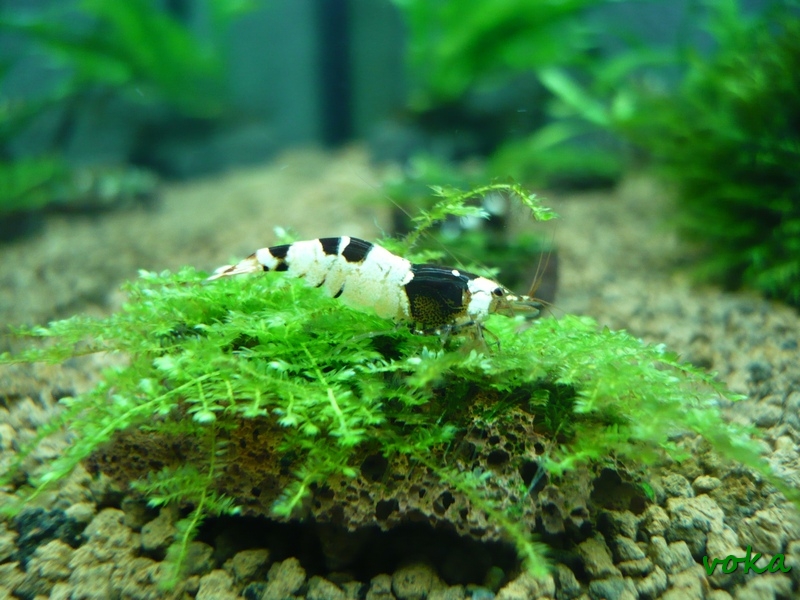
[207,236,543,335]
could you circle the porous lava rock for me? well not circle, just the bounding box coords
[86,391,646,566]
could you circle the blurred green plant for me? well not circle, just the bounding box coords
[390,0,653,188]
[0,86,70,217]
[394,0,612,110]
[486,49,673,187]
[618,0,800,305]
[0,0,255,217]
[0,157,69,214]
[1,0,254,116]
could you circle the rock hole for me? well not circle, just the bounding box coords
[360,453,388,482]
[543,502,560,516]
[197,516,521,587]
[375,498,399,521]
[630,494,647,514]
[433,491,455,515]
[570,506,589,519]
[518,460,546,494]
[487,449,510,466]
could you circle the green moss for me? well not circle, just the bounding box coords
[1,184,791,587]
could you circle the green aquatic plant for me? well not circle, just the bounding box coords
[619,0,800,305]
[0,184,790,587]
[1,0,253,117]
[393,0,610,110]
[391,0,642,187]
[0,86,71,216]
[0,157,69,215]
[0,0,253,217]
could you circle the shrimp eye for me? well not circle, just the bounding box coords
[492,287,504,297]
